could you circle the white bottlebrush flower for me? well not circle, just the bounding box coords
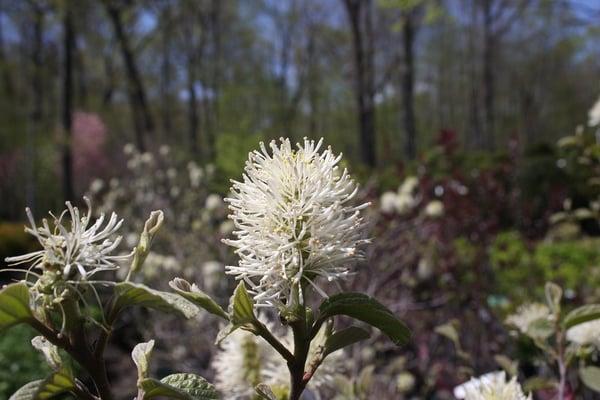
[213,328,274,399]
[505,303,551,335]
[454,371,531,400]
[214,318,343,399]
[566,319,600,347]
[5,197,129,280]
[589,95,600,127]
[224,138,368,308]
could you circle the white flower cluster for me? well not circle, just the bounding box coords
[213,319,343,399]
[5,198,129,281]
[589,95,600,127]
[380,176,444,218]
[505,303,551,336]
[454,371,531,400]
[224,138,368,307]
[566,319,600,348]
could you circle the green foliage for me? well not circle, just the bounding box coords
[0,282,33,333]
[316,293,411,346]
[0,326,51,399]
[324,326,370,357]
[140,374,219,400]
[215,132,263,192]
[579,366,600,393]
[490,231,600,301]
[169,278,228,320]
[113,282,199,319]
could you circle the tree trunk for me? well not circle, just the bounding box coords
[187,54,199,155]
[468,0,482,149]
[104,0,154,151]
[482,0,495,150]
[62,0,75,202]
[160,7,173,137]
[402,12,417,160]
[344,0,376,167]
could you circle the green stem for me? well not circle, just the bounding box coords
[254,322,294,363]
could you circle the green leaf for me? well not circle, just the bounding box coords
[545,282,562,314]
[9,381,43,400]
[316,293,411,346]
[132,340,155,381]
[0,282,33,333]
[10,369,76,400]
[229,281,256,326]
[113,282,199,319]
[31,336,62,370]
[140,373,219,400]
[215,282,258,344]
[36,369,75,399]
[563,304,600,329]
[324,326,370,357]
[580,366,600,393]
[169,278,228,320]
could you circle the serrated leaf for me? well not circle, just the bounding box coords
[255,383,277,400]
[522,376,557,392]
[229,281,256,326]
[132,340,155,381]
[140,373,219,400]
[114,282,198,319]
[494,355,518,377]
[316,293,411,346]
[526,318,555,340]
[324,326,370,357]
[9,381,43,400]
[36,369,75,399]
[580,366,600,392]
[545,282,562,314]
[169,278,228,320]
[31,336,62,370]
[0,282,33,333]
[9,369,75,400]
[563,304,600,329]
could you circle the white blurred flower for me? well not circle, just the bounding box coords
[213,328,272,399]
[396,372,415,393]
[201,261,224,291]
[399,176,419,195]
[219,220,235,235]
[89,179,105,194]
[505,303,551,336]
[205,194,223,211]
[140,152,153,164]
[395,193,416,215]
[214,319,343,399]
[454,371,531,400]
[424,200,444,218]
[123,143,135,155]
[5,198,129,280]
[224,138,368,308]
[159,145,170,156]
[167,168,177,180]
[188,162,204,188]
[589,96,600,127]
[567,319,600,347]
[380,191,398,213]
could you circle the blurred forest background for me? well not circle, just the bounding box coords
[0,0,598,217]
[2,0,600,398]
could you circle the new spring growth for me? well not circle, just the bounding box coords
[128,211,164,279]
